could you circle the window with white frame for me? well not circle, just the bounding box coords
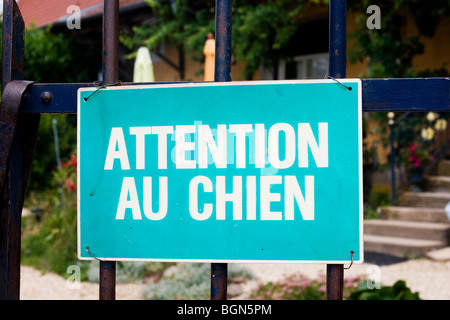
[260,53,329,80]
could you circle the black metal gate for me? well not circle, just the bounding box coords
[1,0,449,300]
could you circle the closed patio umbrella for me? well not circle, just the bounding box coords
[203,33,215,81]
[134,46,155,82]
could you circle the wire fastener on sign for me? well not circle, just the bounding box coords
[325,75,353,91]
[86,247,102,261]
[344,250,355,270]
[83,80,122,102]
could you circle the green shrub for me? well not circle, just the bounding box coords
[368,184,391,208]
[142,263,254,300]
[349,280,421,300]
[28,114,77,192]
[250,273,362,300]
[365,183,392,219]
[250,274,420,300]
[22,154,79,276]
[143,263,210,300]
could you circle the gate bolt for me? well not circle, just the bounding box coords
[41,91,53,104]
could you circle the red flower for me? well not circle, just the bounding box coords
[413,158,421,167]
[61,154,77,168]
[406,143,433,168]
[65,179,75,191]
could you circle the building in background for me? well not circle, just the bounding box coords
[12,1,450,84]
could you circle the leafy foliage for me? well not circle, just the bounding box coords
[143,263,211,300]
[250,273,421,300]
[24,25,97,191]
[29,114,77,191]
[232,1,305,79]
[120,0,215,62]
[349,280,421,300]
[124,0,450,80]
[22,154,78,276]
[0,22,97,191]
[23,25,94,83]
[142,263,254,300]
[348,0,450,78]
[121,0,330,79]
[365,184,391,219]
[250,273,361,300]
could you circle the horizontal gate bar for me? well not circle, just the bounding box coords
[17,78,450,114]
[362,77,450,112]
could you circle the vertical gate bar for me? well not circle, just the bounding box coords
[211,263,228,300]
[389,123,396,204]
[2,110,41,297]
[0,0,25,300]
[210,0,232,300]
[99,260,116,300]
[214,0,232,83]
[1,0,41,300]
[102,0,119,86]
[326,264,344,300]
[328,0,347,79]
[326,0,346,300]
[99,0,119,300]
[1,0,24,91]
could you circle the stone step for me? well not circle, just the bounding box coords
[364,234,445,257]
[364,219,450,243]
[398,191,450,208]
[378,206,449,223]
[426,176,450,191]
[437,160,450,176]
[426,247,450,261]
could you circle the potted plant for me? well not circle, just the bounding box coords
[403,143,433,191]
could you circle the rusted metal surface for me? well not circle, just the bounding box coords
[0,0,41,300]
[210,0,232,300]
[214,0,232,82]
[1,0,24,91]
[211,263,228,300]
[328,0,347,79]
[99,260,116,300]
[0,81,37,300]
[0,113,40,299]
[0,81,34,192]
[326,0,346,300]
[40,91,53,104]
[102,0,120,86]
[326,264,344,300]
[99,0,120,300]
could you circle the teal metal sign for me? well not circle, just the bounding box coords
[77,80,363,263]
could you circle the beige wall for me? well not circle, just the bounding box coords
[151,44,251,82]
[151,45,203,82]
[411,17,450,72]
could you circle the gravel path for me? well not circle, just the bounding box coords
[20,266,144,300]
[19,258,450,300]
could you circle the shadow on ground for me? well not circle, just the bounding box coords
[364,251,409,266]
